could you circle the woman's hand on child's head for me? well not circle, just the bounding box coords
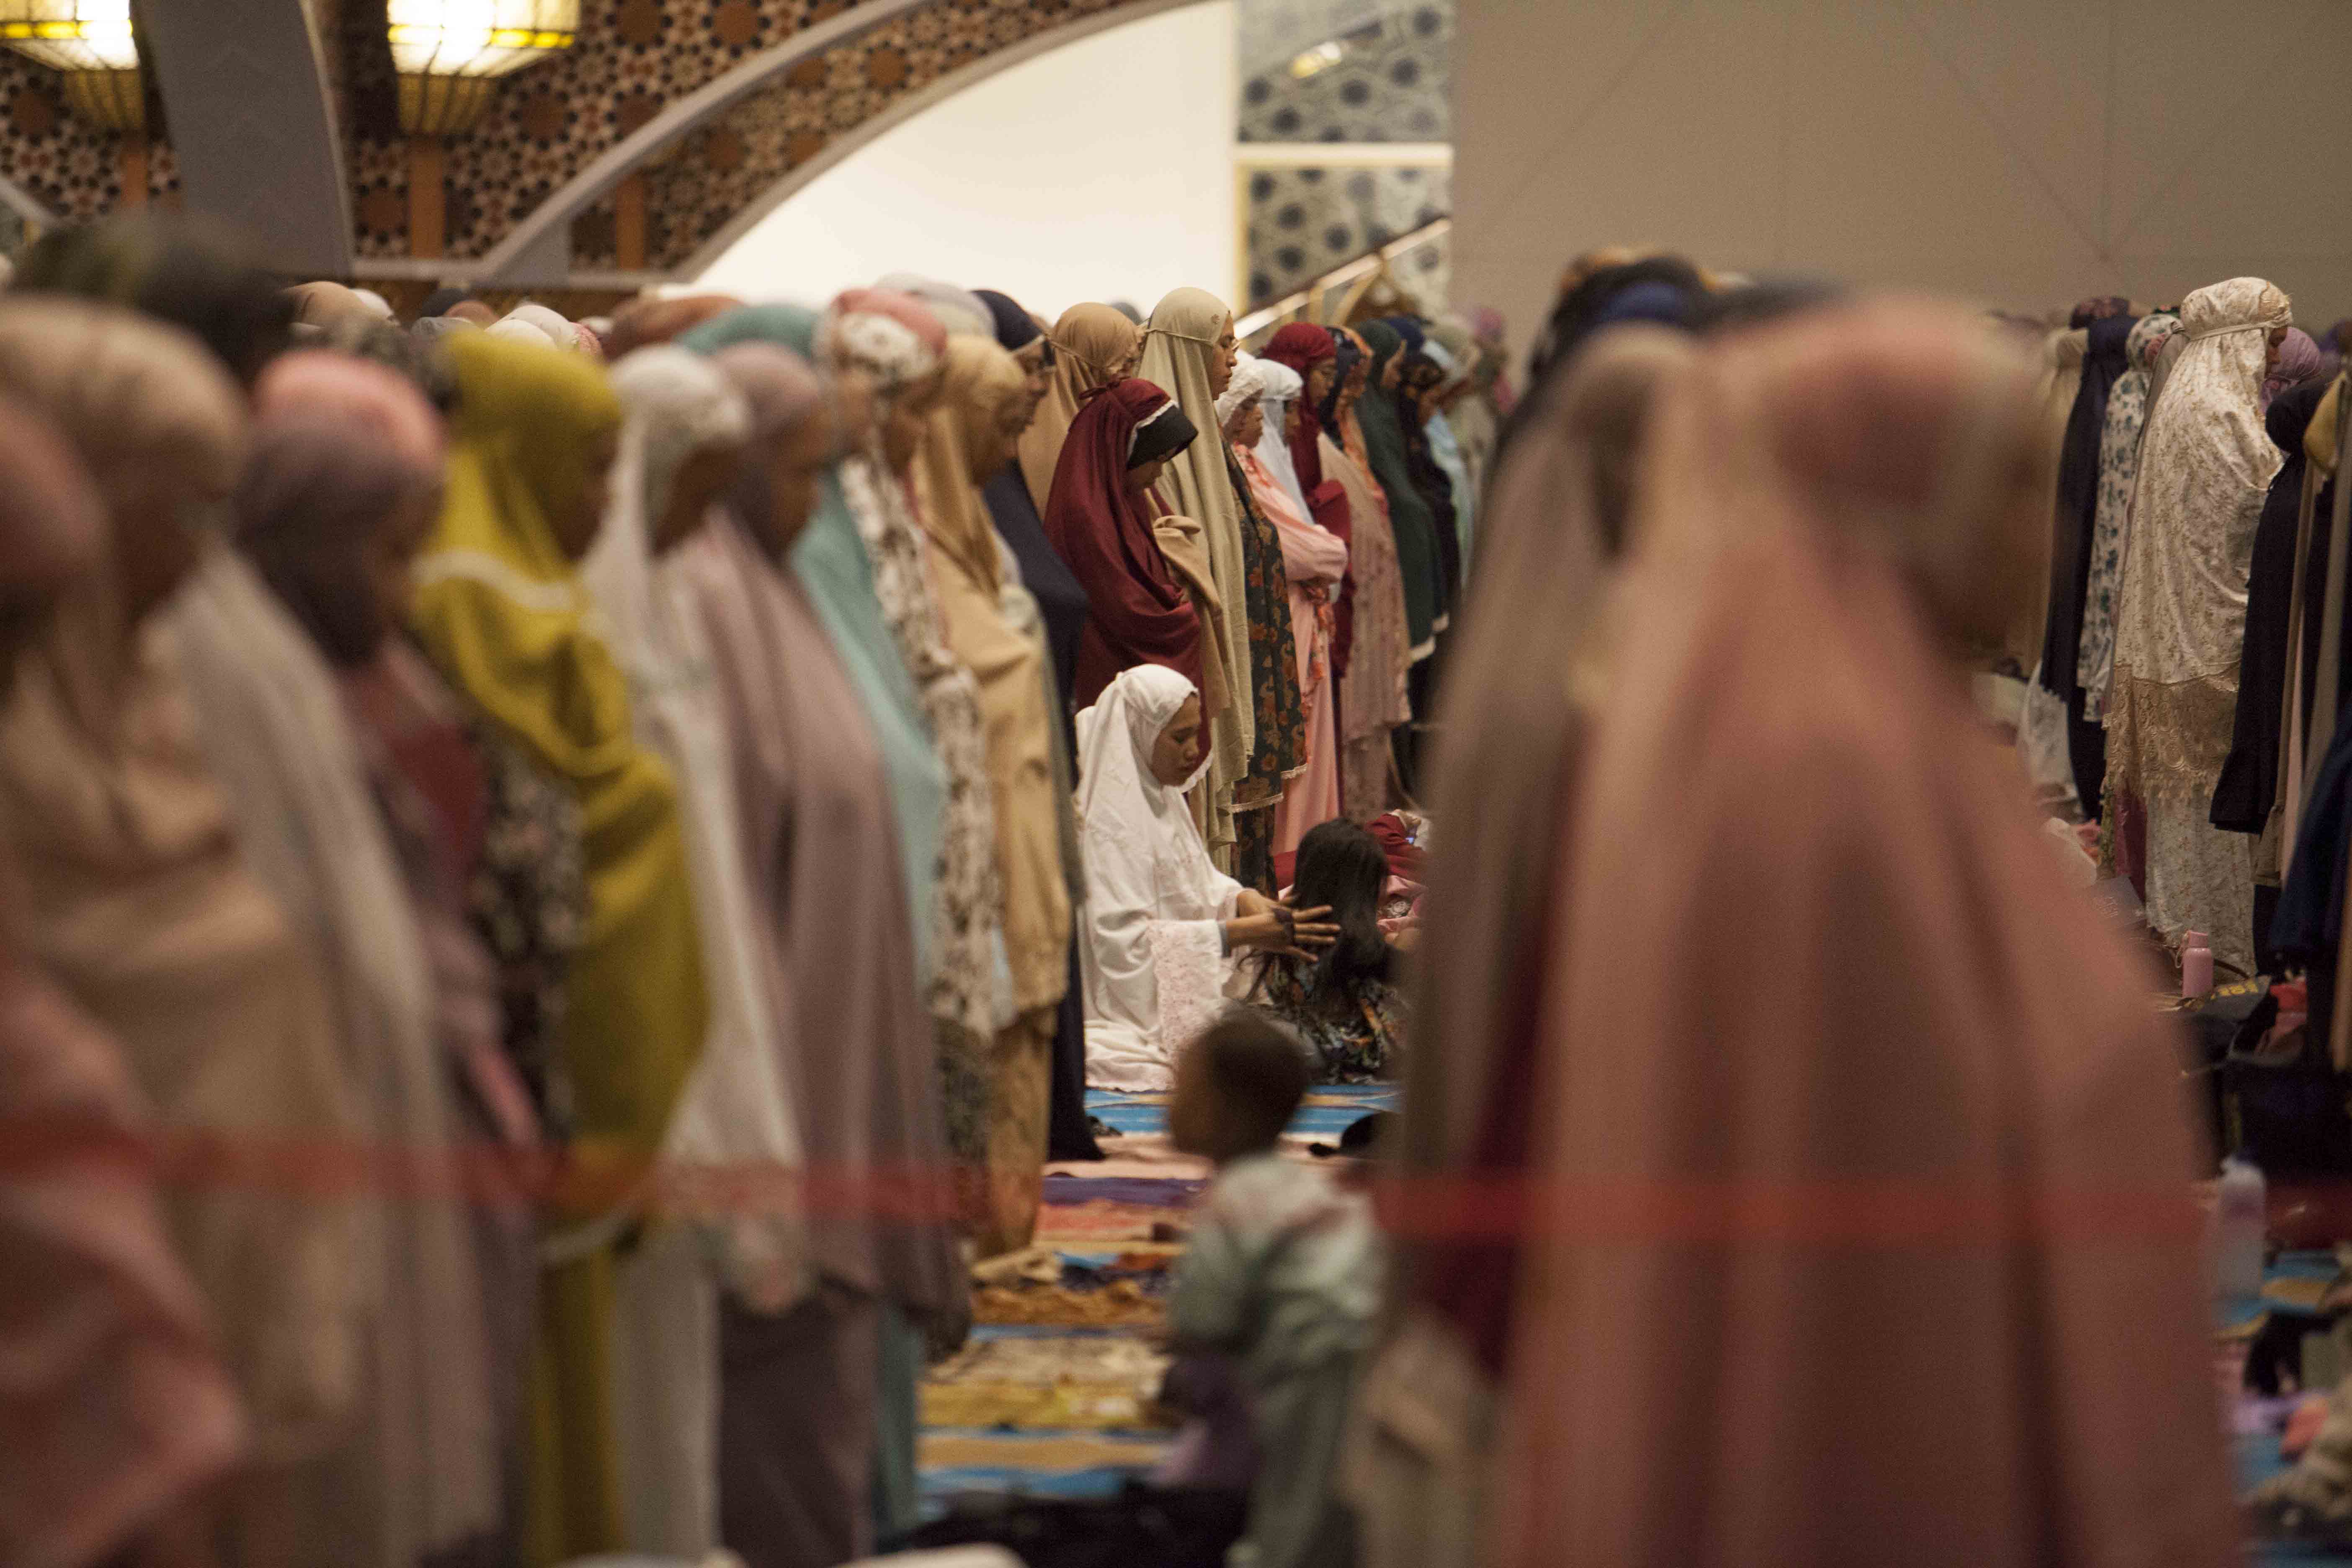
[1277,900,1340,957]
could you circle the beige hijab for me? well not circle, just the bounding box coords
[1497,301,2232,1568]
[1140,286,1255,785]
[1016,302,1143,513]
[913,336,1073,1018]
[0,301,367,1474]
[168,542,505,1567]
[0,392,244,1568]
[2109,276,2293,796]
[2019,327,2087,671]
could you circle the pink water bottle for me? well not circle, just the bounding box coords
[2181,931,2215,1000]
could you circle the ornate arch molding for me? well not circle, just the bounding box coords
[669,0,1204,278]
[356,0,1190,286]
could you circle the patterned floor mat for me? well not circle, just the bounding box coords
[916,1084,1397,1516]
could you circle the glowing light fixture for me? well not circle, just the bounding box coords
[0,0,143,131]
[389,0,579,134]
[1288,40,1343,79]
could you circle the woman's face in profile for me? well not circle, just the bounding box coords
[1150,694,1204,787]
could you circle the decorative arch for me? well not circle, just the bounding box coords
[463,0,939,280]
[667,0,1203,278]
[0,0,1221,286]
[464,0,1194,283]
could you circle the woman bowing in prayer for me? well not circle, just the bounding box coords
[581,346,816,1559]
[1495,300,2233,1568]
[2105,277,2293,976]
[1077,664,1336,1091]
[0,300,364,1560]
[675,306,952,1035]
[237,355,557,1566]
[1346,324,1697,1568]
[0,386,245,1568]
[677,304,965,1537]
[820,288,1014,1530]
[1019,301,1145,515]
[1260,322,1354,619]
[1350,322,1443,671]
[1043,376,1207,701]
[174,374,516,1565]
[974,287,1104,1165]
[913,333,1075,1256]
[1224,358,1348,856]
[1319,328,1414,818]
[1383,317,1465,612]
[679,341,965,1567]
[408,329,708,1565]
[975,291,1093,740]
[2075,310,2180,726]
[1142,288,1306,887]
[816,289,1007,1213]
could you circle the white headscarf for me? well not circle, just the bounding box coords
[1074,664,1238,1090]
[497,303,576,351]
[1248,356,1313,520]
[875,273,994,339]
[580,346,802,1301]
[1216,352,1273,431]
[2113,277,2290,699]
[2106,277,2290,976]
[582,346,802,1551]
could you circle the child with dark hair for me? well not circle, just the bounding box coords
[1167,1015,1383,1568]
[1242,818,1409,1082]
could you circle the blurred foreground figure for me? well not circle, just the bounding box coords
[1350,325,1695,1568]
[0,385,246,1568]
[1494,302,2233,1568]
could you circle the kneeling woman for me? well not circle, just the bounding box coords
[1077,664,1335,1090]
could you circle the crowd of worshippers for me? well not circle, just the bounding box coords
[3,208,2340,1568]
[0,213,1496,1568]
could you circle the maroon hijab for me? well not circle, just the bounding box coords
[1042,377,1204,705]
[1263,323,1338,492]
[1263,322,1356,673]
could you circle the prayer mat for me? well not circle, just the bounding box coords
[921,1329,1175,1433]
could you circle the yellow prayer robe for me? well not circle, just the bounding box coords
[409,333,707,1565]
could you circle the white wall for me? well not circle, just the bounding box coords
[696,1,1237,320]
[1454,0,2352,362]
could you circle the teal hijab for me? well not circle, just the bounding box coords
[1352,321,1441,656]
[681,303,947,981]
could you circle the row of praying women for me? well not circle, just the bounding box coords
[0,210,1498,1568]
[1997,280,2333,983]
[1350,256,2239,1568]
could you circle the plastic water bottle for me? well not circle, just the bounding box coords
[2181,931,2215,1001]
[2214,1157,2267,1301]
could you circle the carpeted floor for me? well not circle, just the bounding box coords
[916,1083,1396,1518]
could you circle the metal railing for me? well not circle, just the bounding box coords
[1235,215,1451,342]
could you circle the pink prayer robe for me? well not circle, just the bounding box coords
[1237,445,1350,856]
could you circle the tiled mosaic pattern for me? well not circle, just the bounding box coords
[1238,0,1449,145]
[0,52,180,223]
[1244,162,1448,309]
[1237,0,1451,311]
